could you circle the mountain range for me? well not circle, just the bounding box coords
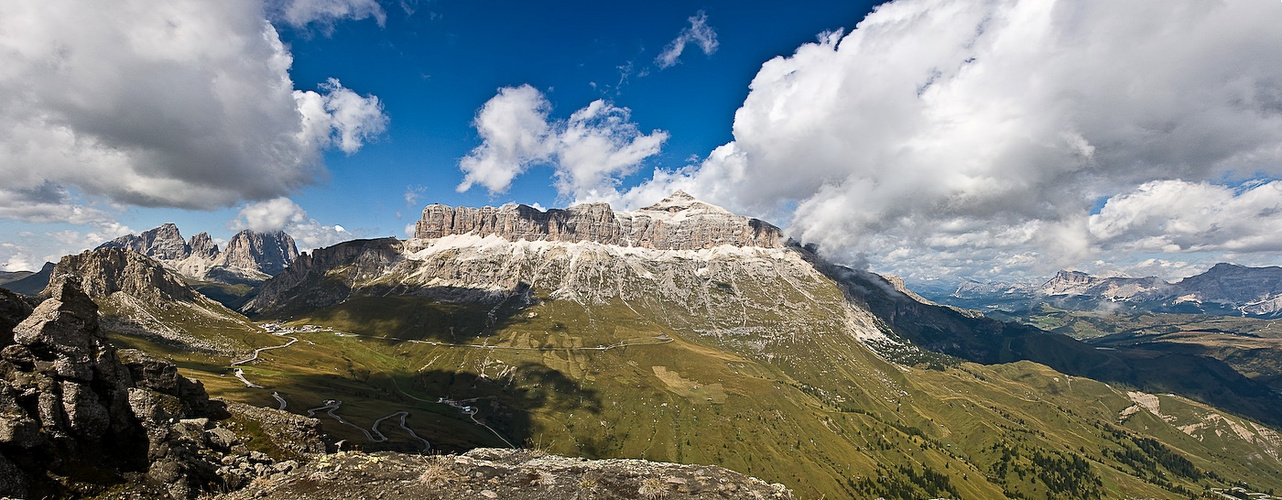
[98,223,299,285]
[4,192,1282,499]
[930,264,1282,318]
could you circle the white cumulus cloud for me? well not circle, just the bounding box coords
[231,197,309,233]
[555,100,668,198]
[623,0,1282,280]
[272,0,386,30]
[458,86,668,199]
[230,197,351,250]
[457,85,555,194]
[656,11,719,69]
[1089,180,1282,254]
[0,0,388,222]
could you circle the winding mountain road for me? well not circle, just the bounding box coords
[407,335,674,352]
[372,411,432,451]
[233,368,263,388]
[306,400,378,441]
[305,400,432,451]
[271,391,287,410]
[231,336,298,366]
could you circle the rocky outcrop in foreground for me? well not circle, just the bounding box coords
[415,191,784,250]
[0,279,322,499]
[220,448,793,500]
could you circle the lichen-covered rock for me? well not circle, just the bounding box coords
[0,280,314,499]
[60,379,110,439]
[14,278,104,364]
[207,426,238,451]
[0,381,38,449]
[119,348,212,415]
[221,401,328,458]
[218,449,795,500]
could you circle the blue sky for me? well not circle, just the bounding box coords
[280,0,880,229]
[3,0,1282,285]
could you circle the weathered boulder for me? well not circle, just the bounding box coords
[60,379,110,439]
[14,279,103,366]
[0,450,26,499]
[0,287,33,346]
[119,349,212,416]
[218,449,795,500]
[0,279,317,499]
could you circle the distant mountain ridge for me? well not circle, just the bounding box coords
[415,190,785,250]
[1037,264,1282,317]
[926,264,1282,318]
[98,223,299,284]
[1,262,55,296]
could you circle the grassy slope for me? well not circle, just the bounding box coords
[122,246,1282,499]
[991,305,1282,393]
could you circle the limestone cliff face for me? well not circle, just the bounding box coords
[1039,270,1168,300]
[45,247,198,304]
[187,232,219,260]
[213,230,299,276]
[414,191,785,250]
[243,238,404,314]
[101,223,191,261]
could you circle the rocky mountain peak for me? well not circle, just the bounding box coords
[1040,269,1098,295]
[2,262,55,296]
[638,190,731,215]
[214,230,298,276]
[186,232,218,260]
[101,222,190,261]
[43,247,197,304]
[96,224,298,284]
[413,192,784,250]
